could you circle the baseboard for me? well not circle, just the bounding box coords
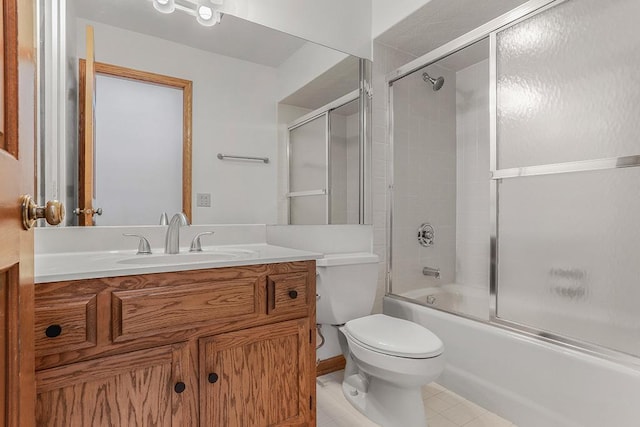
[316,355,345,377]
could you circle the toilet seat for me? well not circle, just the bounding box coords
[344,314,443,359]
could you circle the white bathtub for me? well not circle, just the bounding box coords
[401,284,489,321]
[384,295,640,427]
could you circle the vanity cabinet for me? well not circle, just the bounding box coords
[35,342,197,426]
[200,319,311,426]
[34,261,316,427]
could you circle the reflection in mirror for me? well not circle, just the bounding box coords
[79,61,192,226]
[283,88,361,225]
[37,0,370,226]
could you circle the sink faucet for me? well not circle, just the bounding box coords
[165,212,190,254]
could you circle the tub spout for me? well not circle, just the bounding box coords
[423,267,440,279]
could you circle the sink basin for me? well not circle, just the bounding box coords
[117,250,253,266]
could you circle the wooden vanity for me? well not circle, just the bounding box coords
[33,260,316,426]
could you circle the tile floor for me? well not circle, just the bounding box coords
[316,371,517,427]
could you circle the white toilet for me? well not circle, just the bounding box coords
[316,253,445,427]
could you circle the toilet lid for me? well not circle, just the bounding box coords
[344,314,443,359]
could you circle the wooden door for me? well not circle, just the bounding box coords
[0,0,36,425]
[77,25,95,225]
[200,319,313,427]
[35,343,198,426]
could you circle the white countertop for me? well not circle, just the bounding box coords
[35,243,322,283]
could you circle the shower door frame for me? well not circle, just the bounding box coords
[385,0,640,368]
[286,89,360,224]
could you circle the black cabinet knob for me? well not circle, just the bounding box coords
[45,324,62,338]
[208,373,219,384]
[174,382,186,394]
[288,290,298,299]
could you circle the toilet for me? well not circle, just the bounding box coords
[316,253,445,427]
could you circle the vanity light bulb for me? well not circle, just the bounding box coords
[196,6,221,27]
[153,0,175,14]
[198,6,213,20]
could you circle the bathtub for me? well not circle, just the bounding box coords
[401,284,489,321]
[384,295,640,427]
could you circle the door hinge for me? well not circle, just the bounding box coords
[310,329,313,344]
[309,395,313,410]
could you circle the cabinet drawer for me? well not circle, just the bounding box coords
[35,295,97,356]
[267,272,309,316]
[112,278,259,342]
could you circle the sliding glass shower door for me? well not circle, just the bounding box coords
[386,0,640,364]
[287,96,361,224]
[492,0,640,358]
[288,114,329,224]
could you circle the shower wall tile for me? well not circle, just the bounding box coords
[392,60,458,294]
[455,59,490,290]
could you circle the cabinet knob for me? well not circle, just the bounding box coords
[208,373,219,384]
[45,324,62,338]
[174,382,186,394]
[288,290,298,299]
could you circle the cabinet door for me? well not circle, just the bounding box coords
[35,343,197,426]
[200,319,313,426]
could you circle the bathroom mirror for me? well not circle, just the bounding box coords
[37,0,371,226]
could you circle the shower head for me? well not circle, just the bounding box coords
[422,72,444,91]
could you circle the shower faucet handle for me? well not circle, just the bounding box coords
[417,223,435,247]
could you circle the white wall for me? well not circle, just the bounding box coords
[77,19,279,224]
[276,42,348,102]
[370,42,416,313]
[220,0,372,60]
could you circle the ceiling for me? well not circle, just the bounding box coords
[73,0,307,67]
[376,0,529,58]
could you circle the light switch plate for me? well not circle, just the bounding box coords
[197,193,211,207]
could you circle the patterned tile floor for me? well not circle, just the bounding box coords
[316,371,517,427]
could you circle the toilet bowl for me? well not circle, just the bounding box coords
[316,253,445,427]
[340,314,444,427]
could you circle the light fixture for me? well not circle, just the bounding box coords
[150,0,223,28]
[196,5,221,27]
[153,0,175,14]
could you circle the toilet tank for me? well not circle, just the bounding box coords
[316,252,380,325]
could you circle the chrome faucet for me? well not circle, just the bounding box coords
[165,212,189,254]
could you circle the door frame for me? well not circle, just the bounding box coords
[78,60,193,224]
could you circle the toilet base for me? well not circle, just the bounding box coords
[342,373,427,427]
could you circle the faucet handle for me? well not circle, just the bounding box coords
[159,212,169,225]
[190,232,214,252]
[123,234,152,255]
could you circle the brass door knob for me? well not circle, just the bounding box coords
[21,195,65,230]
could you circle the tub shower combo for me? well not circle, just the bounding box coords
[384,0,640,425]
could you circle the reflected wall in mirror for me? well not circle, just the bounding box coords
[37,0,371,226]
